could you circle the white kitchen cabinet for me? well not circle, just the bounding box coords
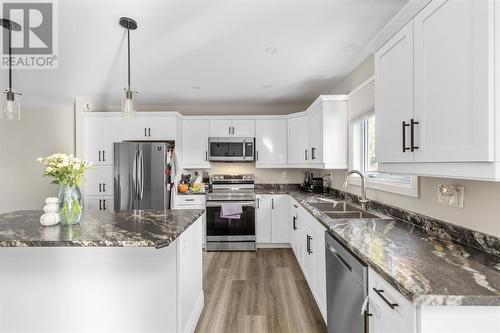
[290,199,301,257]
[83,115,122,165]
[412,0,493,163]
[209,120,232,137]
[209,119,255,137]
[311,216,326,320]
[309,96,348,169]
[369,267,416,333]
[84,166,113,196]
[375,21,414,163]
[255,119,288,167]
[182,119,210,169]
[232,119,255,137]
[270,195,290,243]
[308,107,323,165]
[256,194,290,244]
[123,115,176,140]
[256,195,272,243]
[287,115,310,165]
[85,195,114,212]
[373,0,500,180]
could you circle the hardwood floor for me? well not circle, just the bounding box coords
[195,249,327,333]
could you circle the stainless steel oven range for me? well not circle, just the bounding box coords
[205,174,256,251]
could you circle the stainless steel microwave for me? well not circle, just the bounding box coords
[208,137,255,161]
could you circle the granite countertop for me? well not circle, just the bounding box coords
[256,185,500,306]
[0,209,204,249]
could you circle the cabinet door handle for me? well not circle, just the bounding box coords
[271,198,274,209]
[102,183,106,193]
[256,198,260,209]
[144,128,147,137]
[148,128,151,137]
[292,216,297,230]
[99,183,102,193]
[185,198,195,202]
[372,288,398,309]
[305,149,308,161]
[306,235,312,254]
[232,126,235,135]
[410,119,419,152]
[402,121,411,152]
[205,151,208,161]
[311,147,316,160]
[102,150,106,162]
[103,199,106,210]
[99,199,102,210]
[98,150,101,162]
[256,151,259,161]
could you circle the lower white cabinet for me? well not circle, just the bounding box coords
[293,204,327,322]
[369,267,416,333]
[255,195,290,244]
[85,196,114,212]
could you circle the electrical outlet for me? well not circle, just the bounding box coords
[281,171,288,178]
[438,184,464,208]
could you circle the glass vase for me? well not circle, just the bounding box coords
[58,184,83,226]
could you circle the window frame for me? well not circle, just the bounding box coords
[348,77,419,198]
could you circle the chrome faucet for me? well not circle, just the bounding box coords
[342,169,369,210]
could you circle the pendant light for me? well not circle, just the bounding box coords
[119,17,137,118]
[0,18,22,121]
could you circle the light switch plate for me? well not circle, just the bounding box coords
[281,171,288,178]
[438,184,464,208]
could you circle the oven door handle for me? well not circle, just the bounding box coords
[206,201,255,207]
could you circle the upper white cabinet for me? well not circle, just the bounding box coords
[255,119,288,167]
[412,0,493,163]
[287,115,309,165]
[182,119,210,169]
[83,115,122,165]
[373,0,500,180]
[306,95,348,169]
[209,119,255,137]
[375,21,414,163]
[123,114,176,140]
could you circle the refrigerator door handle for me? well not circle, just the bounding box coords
[139,150,144,200]
[132,150,138,200]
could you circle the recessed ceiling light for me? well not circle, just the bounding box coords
[262,85,272,89]
[343,44,357,52]
[192,86,201,90]
[265,46,278,54]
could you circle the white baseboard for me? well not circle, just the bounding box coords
[257,243,291,249]
[184,292,204,333]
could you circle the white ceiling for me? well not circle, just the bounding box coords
[0,0,407,113]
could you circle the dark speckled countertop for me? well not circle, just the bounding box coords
[256,185,500,306]
[0,209,204,249]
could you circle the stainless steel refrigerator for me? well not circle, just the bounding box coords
[114,142,175,210]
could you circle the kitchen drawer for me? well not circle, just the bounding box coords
[175,195,206,208]
[368,267,415,332]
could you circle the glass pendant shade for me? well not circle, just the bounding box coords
[121,90,136,118]
[2,92,20,121]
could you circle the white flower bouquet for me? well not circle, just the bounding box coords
[37,153,93,186]
[37,154,93,225]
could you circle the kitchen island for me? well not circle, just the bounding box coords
[0,209,205,333]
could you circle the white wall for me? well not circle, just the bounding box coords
[0,108,75,213]
[328,55,500,238]
[187,163,305,184]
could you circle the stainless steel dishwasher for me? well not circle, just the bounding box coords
[325,232,368,333]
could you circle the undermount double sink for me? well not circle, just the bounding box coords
[309,201,384,220]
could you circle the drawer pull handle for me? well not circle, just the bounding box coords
[373,288,398,309]
[185,199,195,202]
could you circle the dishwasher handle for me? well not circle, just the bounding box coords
[326,243,352,272]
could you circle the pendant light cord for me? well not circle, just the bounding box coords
[127,25,130,91]
[8,25,12,91]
